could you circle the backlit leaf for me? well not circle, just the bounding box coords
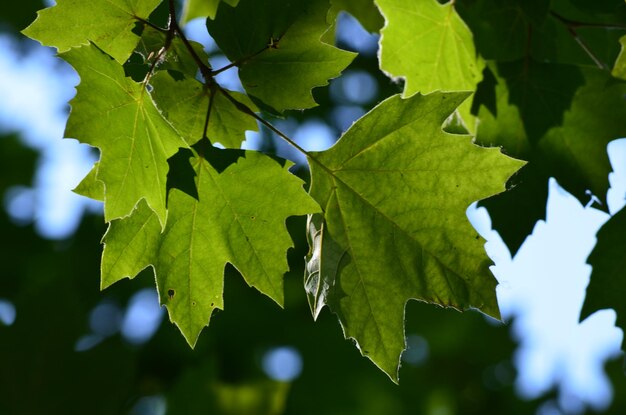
[23,0,161,63]
[377,0,483,95]
[103,144,320,345]
[306,92,524,381]
[181,0,239,22]
[150,71,258,148]
[63,44,187,225]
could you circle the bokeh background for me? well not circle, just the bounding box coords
[1,1,625,414]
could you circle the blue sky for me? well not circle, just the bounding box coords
[0,11,624,414]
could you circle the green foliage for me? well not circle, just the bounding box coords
[207,0,356,112]
[63,44,186,225]
[181,0,239,22]
[378,0,483,95]
[582,207,626,347]
[18,0,626,392]
[330,0,384,32]
[151,72,258,148]
[102,144,319,345]
[305,92,522,380]
[23,0,162,63]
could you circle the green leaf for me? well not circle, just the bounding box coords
[455,0,528,62]
[101,199,161,289]
[103,144,320,345]
[497,60,585,143]
[150,72,258,148]
[330,0,384,32]
[135,26,210,78]
[377,0,483,95]
[376,0,483,132]
[22,0,161,63]
[73,163,104,201]
[181,0,239,23]
[530,12,624,68]
[305,92,524,381]
[63,44,187,225]
[477,66,626,254]
[581,207,626,349]
[612,35,626,80]
[206,0,356,112]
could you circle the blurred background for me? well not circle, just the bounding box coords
[1,1,625,414]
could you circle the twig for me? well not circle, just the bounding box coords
[203,84,217,140]
[167,0,213,81]
[211,45,270,76]
[550,11,618,70]
[215,86,332,172]
[550,11,626,30]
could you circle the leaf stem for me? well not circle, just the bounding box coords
[203,84,217,140]
[550,11,619,70]
[167,0,213,81]
[211,45,270,76]
[135,16,168,33]
[162,0,316,166]
[216,86,332,172]
[550,11,626,30]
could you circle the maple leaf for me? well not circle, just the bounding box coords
[63,44,187,225]
[150,72,259,148]
[581,207,626,350]
[181,0,239,22]
[135,26,211,78]
[330,0,384,33]
[206,0,356,112]
[102,143,320,345]
[377,0,484,132]
[23,0,161,63]
[477,65,626,254]
[613,35,626,80]
[377,0,483,94]
[305,91,524,381]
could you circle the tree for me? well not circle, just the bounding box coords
[1,0,626,413]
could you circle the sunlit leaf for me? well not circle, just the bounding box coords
[103,143,319,345]
[306,91,523,381]
[181,0,239,22]
[150,72,258,148]
[23,0,161,63]
[63,44,187,225]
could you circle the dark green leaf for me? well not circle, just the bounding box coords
[477,65,626,253]
[581,207,626,349]
[206,0,356,111]
[330,0,384,32]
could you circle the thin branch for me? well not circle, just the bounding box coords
[551,10,618,70]
[570,31,609,70]
[203,84,217,140]
[211,45,270,76]
[135,16,168,33]
[216,86,332,172]
[167,0,213,80]
[550,11,626,30]
[141,18,175,86]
